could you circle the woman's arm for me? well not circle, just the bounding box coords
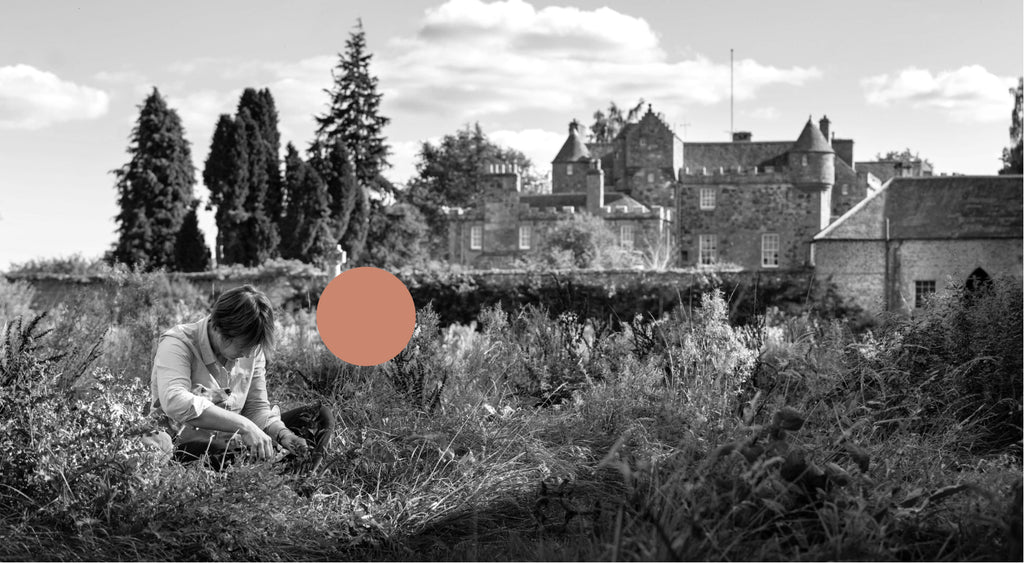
[185,404,275,460]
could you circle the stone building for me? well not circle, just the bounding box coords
[676,116,879,270]
[812,175,1023,315]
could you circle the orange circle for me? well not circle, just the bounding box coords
[316,267,416,366]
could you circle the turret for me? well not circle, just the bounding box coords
[552,120,591,193]
[483,162,521,194]
[788,117,835,194]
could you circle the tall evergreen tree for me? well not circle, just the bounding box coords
[341,176,371,263]
[237,88,285,223]
[112,88,196,271]
[173,200,212,272]
[203,114,249,264]
[309,138,360,243]
[280,143,335,263]
[236,107,279,265]
[313,20,391,194]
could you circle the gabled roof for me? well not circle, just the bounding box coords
[681,141,791,171]
[553,122,591,163]
[792,118,834,153]
[816,175,1023,241]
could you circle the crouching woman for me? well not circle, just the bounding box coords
[150,284,333,470]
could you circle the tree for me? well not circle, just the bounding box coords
[519,213,638,270]
[280,143,335,263]
[360,202,429,269]
[1000,77,1023,175]
[202,90,283,266]
[309,138,360,243]
[313,19,391,198]
[173,200,212,272]
[111,88,197,271]
[587,98,646,143]
[874,148,933,168]
[403,123,539,257]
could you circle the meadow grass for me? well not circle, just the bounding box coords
[0,273,1020,561]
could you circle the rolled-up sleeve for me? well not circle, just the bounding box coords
[152,336,214,423]
[240,351,286,438]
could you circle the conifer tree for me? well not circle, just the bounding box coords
[313,20,391,194]
[173,200,212,272]
[309,138,360,243]
[1000,77,1023,175]
[341,177,371,263]
[112,88,196,271]
[280,144,335,263]
[203,114,249,264]
[237,88,285,224]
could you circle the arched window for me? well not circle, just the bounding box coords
[965,268,991,293]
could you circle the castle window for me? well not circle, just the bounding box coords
[566,164,574,176]
[699,188,716,210]
[914,280,936,308]
[761,234,779,268]
[841,184,849,196]
[699,234,717,265]
[647,173,655,183]
[518,225,531,250]
[470,225,482,250]
[620,224,635,249]
[640,138,647,147]
[801,155,808,167]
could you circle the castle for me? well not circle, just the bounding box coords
[445,106,1022,314]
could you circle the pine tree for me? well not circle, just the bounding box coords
[173,200,212,272]
[310,138,360,242]
[112,88,196,271]
[237,88,285,225]
[313,20,391,193]
[341,176,371,263]
[236,107,279,265]
[280,143,335,263]
[203,114,249,264]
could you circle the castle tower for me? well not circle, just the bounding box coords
[789,117,835,194]
[586,159,605,214]
[552,120,591,194]
[789,117,835,236]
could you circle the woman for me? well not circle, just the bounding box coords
[150,284,333,470]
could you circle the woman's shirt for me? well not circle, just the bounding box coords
[150,315,286,443]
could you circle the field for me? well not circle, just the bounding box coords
[0,270,1021,561]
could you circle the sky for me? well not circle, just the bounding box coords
[1,0,1021,270]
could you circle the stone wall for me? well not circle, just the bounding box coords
[678,172,825,270]
[812,240,887,315]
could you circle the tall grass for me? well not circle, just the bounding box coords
[0,274,1019,560]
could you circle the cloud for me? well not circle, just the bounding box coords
[489,128,565,172]
[0,65,109,129]
[862,65,1016,122]
[745,107,780,120]
[379,0,820,121]
[165,89,242,154]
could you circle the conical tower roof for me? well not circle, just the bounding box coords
[792,117,834,153]
[553,120,591,162]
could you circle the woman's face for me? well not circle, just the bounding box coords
[213,328,258,360]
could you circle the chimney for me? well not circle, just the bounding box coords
[586,159,604,214]
[732,131,752,142]
[569,119,580,135]
[819,115,831,142]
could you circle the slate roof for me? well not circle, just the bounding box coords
[681,141,792,171]
[792,118,834,153]
[553,123,591,163]
[816,175,1024,240]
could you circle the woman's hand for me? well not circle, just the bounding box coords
[278,429,310,456]
[237,423,275,460]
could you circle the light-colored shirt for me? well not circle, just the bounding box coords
[150,315,286,443]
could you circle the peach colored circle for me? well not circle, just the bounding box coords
[316,267,416,366]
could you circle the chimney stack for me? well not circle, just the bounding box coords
[819,115,831,142]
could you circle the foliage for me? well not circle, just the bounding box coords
[874,147,933,168]
[110,88,197,272]
[173,200,212,272]
[1000,76,1023,175]
[203,89,283,266]
[518,213,640,270]
[403,122,543,258]
[0,277,35,322]
[359,202,430,269]
[6,254,112,276]
[313,19,391,198]
[279,143,335,264]
[587,98,646,143]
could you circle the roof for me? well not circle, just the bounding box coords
[792,118,834,153]
[816,175,1024,240]
[553,122,591,163]
[520,191,640,210]
[681,141,792,171]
